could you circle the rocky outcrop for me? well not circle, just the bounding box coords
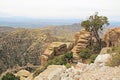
[74,62,120,80]
[34,65,66,80]
[15,70,31,80]
[40,42,74,64]
[94,54,112,66]
[72,29,91,59]
[104,27,120,47]
[99,47,112,54]
[34,62,120,80]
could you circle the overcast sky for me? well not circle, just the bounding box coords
[0,0,120,21]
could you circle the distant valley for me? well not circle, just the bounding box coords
[0,23,82,74]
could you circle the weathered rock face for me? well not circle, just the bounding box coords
[104,27,120,47]
[15,70,31,80]
[34,65,66,80]
[40,42,74,64]
[34,63,120,80]
[94,54,112,66]
[72,29,91,59]
[99,47,112,54]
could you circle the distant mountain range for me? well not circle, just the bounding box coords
[0,17,81,28]
[0,23,82,41]
[0,26,15,32]
[0,17,119,28]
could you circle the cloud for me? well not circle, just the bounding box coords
[0,0,120,21]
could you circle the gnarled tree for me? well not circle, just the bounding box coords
[81,12,109,49]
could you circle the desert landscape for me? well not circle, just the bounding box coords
[0,0,120,80]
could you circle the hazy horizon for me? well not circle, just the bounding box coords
[0,0,120,21]
[0,0,120,28]
[0,17,119,28]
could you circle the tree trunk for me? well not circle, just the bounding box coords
[92,28,102,49]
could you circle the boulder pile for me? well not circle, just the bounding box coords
[34,62,120,80]
[15,70,31,80]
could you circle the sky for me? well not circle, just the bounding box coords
[0,0,120,21]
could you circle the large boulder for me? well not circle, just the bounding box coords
[15,70,31,80]
[65,42,74,51]
[34,65,66,80]
[40,55,48,65]
[94,54,112,66]
[40,42,74,65]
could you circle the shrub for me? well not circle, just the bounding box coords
[106,46,120,67]
[2,72,20,80]
[90,54,98,63]
[65,63,71,68]
[33,52,73,77]
[88,43,101,54]
[79,48,91,59]
[64,51,73,61]
[112,46,120,53]
[107,53,120,67]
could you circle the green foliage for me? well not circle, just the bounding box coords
[106,46,120,67]
[79,48,91,59]
[112,46,120,53]
[45,55,67,66]
[81,12,109,49]
[25,67,36,72]
[44,52,73,67]
[92,43,101,53]
[88,43,101,53]
[81,13,109,31]
[2,72,20,80]
[65,63,71,68]
[90,54,98,63]
[112,47,115,52]
[107,53,120,67]
[79,47,99,63]
[0,29,59,74]
[81,20,91,31]
[64,51,73,60]
[33,52,73,77]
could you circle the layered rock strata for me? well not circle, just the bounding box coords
[40,42,74,64]
[72,29,91,59]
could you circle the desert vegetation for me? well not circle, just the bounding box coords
[107,46,120,67]
[81,12,109,49]
[33,51,73,77]
[0,29,59,74]
[2,72,20,80]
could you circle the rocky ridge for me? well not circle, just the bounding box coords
[40,42,74,64]
[1,27,120,80]
[0,28,59,74]
[104,27,120,47]
[34,50,120,80]
[72,29,91,59]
